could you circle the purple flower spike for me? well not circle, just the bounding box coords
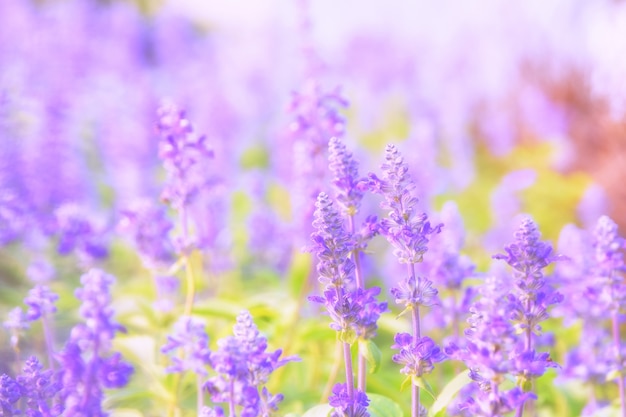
[493,217,564,284]
[328,137,364,216]
[24,285,58,321]
[391,334,445,377]
[156,101,214,211]
[310,192,355,289]
[328,383,370,417]
[366,144,442,264]
[118,200,175,268]
[0,374,21,415]
[162,316,211,376]
[18,356,62,416]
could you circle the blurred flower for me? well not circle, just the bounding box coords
[161,316,211,376]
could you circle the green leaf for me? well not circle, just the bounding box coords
[359,339,382,374]
[413,376,436,399]
[301,404,333,417]
[429,370,472,417]
[367,393,404,417]
[400,375,412,392]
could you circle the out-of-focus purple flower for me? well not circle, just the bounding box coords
[458,387,536,417]
[0,373,21,415]
[328,137,364,217]
[199,406,225,417]
[54,204,108,264]
[17,356,62,416]
[3,307,29,350]
[118,200,175,268]
[391,334,445,377]
[161,316,211,376]
[153,275,180,312]
[364,144,442,264]
[26,259,56,283]
[328,382,369,417]
[58,268,132,416]
[287,81,348,243]
[156,101,214,212]
[24,285,58,322]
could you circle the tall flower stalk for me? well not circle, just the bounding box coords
[156,101,214,316]
[493,217,564,417]
[328,137,383,392]
[591,216,626,417]
[365,144,442,417]
[309,192,384,417]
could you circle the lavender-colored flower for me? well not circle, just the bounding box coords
[328,137,364,216]
[492,217,562,285]
[391,334,445,377]
[156,101,214,212]
[3,307,29,349]
[24,285,58,322]
[54,204,108,264]
[0,374,21,415]
[161,316,211,376]
[391,275,438,310]
[199,406,225,417]
[118,200,175,268]
[592,215,626,312]
[310,192,355,289]
[58,268,132,416]
[364,144,442,264]
[458,387,536,417]
[17,356,62,416]
[26,259,56,283]
[205,311,296,416]
[328,383,369,417]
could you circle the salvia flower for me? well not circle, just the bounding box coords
[592,215,626,313]
[0,373,21,415]
[328,137,364,216]
[118,200,175,268]
[328,383,370,417]
[161,316,211,376]
[156,101,214,211]
[17,355,62,416]
[57,268,133,417]
[391,334,445,377]
[54,204,108,265]
[204,310,296,416]
[24,285,58,321]
[364,144,442,264]
[391,275,438,310]
[310,192,355,289]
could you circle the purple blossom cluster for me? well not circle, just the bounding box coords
[161,311,297,417]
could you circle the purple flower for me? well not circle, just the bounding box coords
[458,387,536,417]
[391,275,438,309]
[156,101,214,211]
[328,137,364,216]
[24,285,58,322]
[161,316,211,376]
[54,204,108,264]
[492,217,563,285]
[0,374,21,415]
[205,311,296,415]
[118,200,175,268]
[58,269,132,416]
[310,192,355,289]
[365,144,442,264]
[17,356,62,416]
[328,383,369,417]
[199,406,225,417]
[391,334,445,377]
